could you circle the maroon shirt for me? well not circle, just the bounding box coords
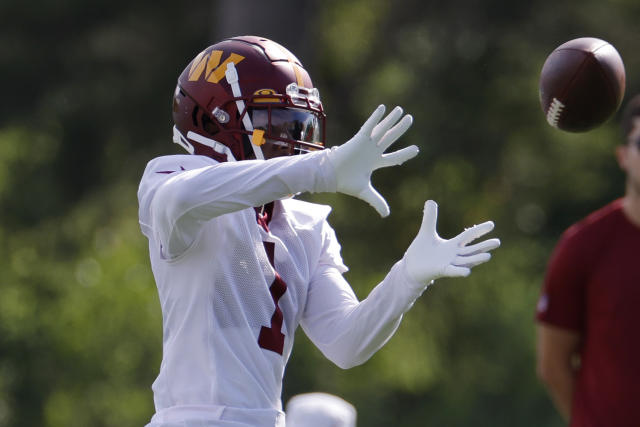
[536,199,640,426]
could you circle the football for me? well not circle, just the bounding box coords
[539,37,625,132]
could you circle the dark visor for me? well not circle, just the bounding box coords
[250,108,323,146]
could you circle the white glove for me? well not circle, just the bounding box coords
[403,200,501,284]
[327,105,419,217]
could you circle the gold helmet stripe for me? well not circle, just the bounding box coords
[209,53,245,83]
[188,50,245,83]
[188,51,209,81]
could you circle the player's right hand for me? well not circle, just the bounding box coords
[326,105,418,217]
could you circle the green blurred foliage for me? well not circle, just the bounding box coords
[0,0,638,426]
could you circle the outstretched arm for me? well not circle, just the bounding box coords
[302,201,500,368]
[142,152,337,257]
[143,105,416,258]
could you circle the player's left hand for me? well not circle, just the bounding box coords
[327,105,419,217]
[403,200,501,284]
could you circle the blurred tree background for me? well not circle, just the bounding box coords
[1,0,638,426]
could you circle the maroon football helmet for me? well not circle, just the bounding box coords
[172,36,326,161]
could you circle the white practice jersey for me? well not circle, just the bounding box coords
[138,150,428,427]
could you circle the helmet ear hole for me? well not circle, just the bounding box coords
[202,114,220,136]
[191,106,201,128]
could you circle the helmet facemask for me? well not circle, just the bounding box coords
[242,84,325,159]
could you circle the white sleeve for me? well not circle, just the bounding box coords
[301,237,429,369]
[141,151,337,258]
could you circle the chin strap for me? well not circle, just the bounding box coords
[226,62,265,160]
[172,126,195,154]
[172,126,237,162]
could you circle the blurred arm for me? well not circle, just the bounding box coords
[536,322,581,422]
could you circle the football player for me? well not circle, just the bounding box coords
[138,35,500,427]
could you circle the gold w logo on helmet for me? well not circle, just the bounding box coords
[188,50,245,83]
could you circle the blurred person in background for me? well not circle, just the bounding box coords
[285,392,356,427]
[536,94,640,426]
[138,35,500,427]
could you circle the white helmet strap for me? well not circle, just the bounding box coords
[172,126,237,162]
[225,62,265,160]
[172,125,194,154]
